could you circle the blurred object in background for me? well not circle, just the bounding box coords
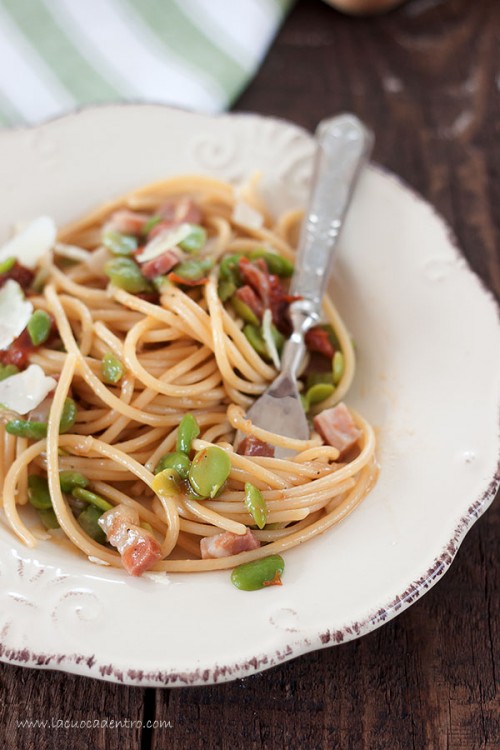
[0,0,294,127]
[321,0,406,14]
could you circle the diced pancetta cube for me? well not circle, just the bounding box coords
[105,210,150,236]
[237,435,275,457]
[98,504,162,576]
[141,249,181,279]
[158,198,202,226]
[313,402,361,457]
[200,528,260,559]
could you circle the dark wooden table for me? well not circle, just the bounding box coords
[1,1,499,748]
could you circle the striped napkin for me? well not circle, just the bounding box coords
[0,0,294,127]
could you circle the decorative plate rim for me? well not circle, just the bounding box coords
[0,103,498,687]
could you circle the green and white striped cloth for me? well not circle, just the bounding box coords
[0,0,294,127]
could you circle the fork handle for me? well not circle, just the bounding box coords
[280,114,373,380]
[290,113,373,315]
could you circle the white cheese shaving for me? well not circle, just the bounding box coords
[88,556,111,567]
[0,364,56,415]
[0,279,33,350]
[0,216,56,269]
[136,223,191,263]
[232,200,264,230]
[54,242,91,263]
[142,571,171,585]
[84,245,110,275]
[262,308,281,370]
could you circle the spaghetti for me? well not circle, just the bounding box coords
[0,174,377,583]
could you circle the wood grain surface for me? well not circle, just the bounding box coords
[1,0,499,748]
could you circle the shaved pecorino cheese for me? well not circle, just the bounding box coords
[0,280,33,350]
[0,217,56,269]
[0,364,56,415]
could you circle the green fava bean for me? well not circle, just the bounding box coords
[189,446,231,499]
[155,451,191,480]
[28,474,52,510]
[332,351,345,386]
[151,468,181,498]
[0,257,15,274]
[231,295,260,325]
[6,398,77,439]
[306,383,335,406]
[105,257,152,293]
[27,309,52,346]
[306,371,333,389]
[39,508,60,530]
[60,398,77,433]
[103,231,138,256]
[172,258,213,282]
[78,505,106,543]
[101,352,124,384]
[176,413,200,454]
[141,215,162,236]
[72,487,112,512]
[59,470,89,493]
[219,253,242,282]
[231,554,285,591]
[217,278,236,301]
[178,224,207,253]
[6,419,48,440]
[248,250,294,277]
[244,482,267,529]
[0,364,19,381]
[243,324,268,358]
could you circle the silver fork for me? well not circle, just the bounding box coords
[236,114,373,458]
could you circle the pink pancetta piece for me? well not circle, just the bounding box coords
[105,209,150,236]
[141,249,182,279]
[98,504,162,576]
[158,197,202,226]
[313,402,361,457]
[200,528,260,560]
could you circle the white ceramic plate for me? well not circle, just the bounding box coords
[0,105,498,686]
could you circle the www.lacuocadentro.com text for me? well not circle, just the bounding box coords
[16,718,173,729]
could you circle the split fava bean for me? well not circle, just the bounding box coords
[231,295,260,326]
[178,224,206,253]
[8,396,77,441]
[188,446,231,499]
[104,257,152,293]
[8,397,79,441]
[71,487,112,512]
[176,413,200,454]
[154,451,191,480]
[28,474,52,510]
[248,250,294,277]
[78,505,106,543]
[151,468,181,498]
[217,279,236,302]
[231,554,285,591]
[0,257,15,274]
[0,364,19,381]
[332,351,345,385]
[39,508,60,530]
[306,383,335,406]
[142,215,162,236]
[27,309,52,346]
[59,470,89,493]
[102,231,138,256]
[244,482,267,529]
[219,253,242,282]
[172,258,213,282]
